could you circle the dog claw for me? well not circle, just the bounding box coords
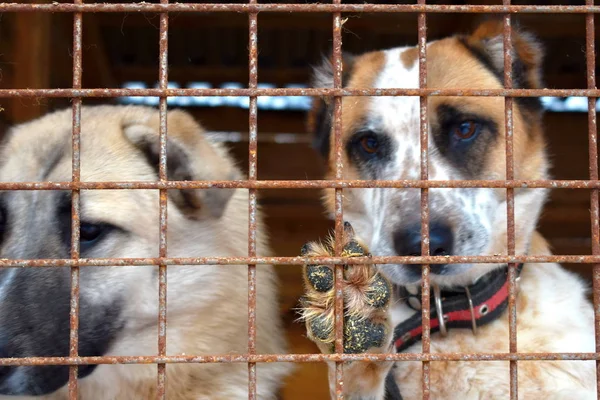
[300,243,311,256]
[343,221,355,236]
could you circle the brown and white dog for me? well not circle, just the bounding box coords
[300,21,597,399]
[0,105,291,399]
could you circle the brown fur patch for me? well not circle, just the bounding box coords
[400,47,418,69]
[465,19,543,89]
[426,37,545,184]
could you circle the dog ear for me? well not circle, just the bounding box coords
[123,109,241,220]
[462,19,544,90]
[307,53,356,159]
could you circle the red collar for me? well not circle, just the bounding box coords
[393,264,524,352]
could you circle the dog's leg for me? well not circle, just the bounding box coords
[299,222,395,399]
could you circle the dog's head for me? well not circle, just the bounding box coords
[309,21,548,286]
[0,105,241,395]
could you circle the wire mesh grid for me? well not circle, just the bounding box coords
[0,2,597,400]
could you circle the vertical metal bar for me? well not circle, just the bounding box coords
[68,0,83,397]
[157,1,169,398]
[502,5,518,400]
[585,3,600,399]
[332,0,344,397]
[417,2,430,399]
[248,0,258,397]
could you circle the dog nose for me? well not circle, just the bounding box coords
[394,223,454,274]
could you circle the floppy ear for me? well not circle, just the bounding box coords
[307,53,356,158]
[462,19,544,90]
[123,109,241,220]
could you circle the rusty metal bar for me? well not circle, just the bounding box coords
[68,18,82,400]
[1,3,600,14]
[1,352,599,366]
[502,7,518,400]
[4,254,600,269]
[247,0,258,396]
[417,3,430,399]
[585,3,600,399]
[0,88,599,98]
[1,179,600,191]
[1,255,600,268]
[331,0,345,397]
[68,0,83,397]
[156,2,170,398]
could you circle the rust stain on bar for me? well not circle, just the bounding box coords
[247,0,258,396]
[68,2,83,397]
[157,3,169,398]
[585,2,600,398]
[417,4,431,399]
[1,3,600,14]
[502,8,518,400]
[331,1,345,396]
[2,254,600,268]
[0,87,599,98]
[2,179,600,191]
[1,352,600,366]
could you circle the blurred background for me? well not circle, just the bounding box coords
[0,0,596,397]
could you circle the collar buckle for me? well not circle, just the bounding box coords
[464,286,478,335]
[432,284,448,337]
[433,284,478,337]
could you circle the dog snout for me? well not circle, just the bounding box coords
[393,223,454,274]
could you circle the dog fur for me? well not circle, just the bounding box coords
[301,21,597,399]
[0,105,291,399]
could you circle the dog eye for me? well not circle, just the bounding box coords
[80,222,111,245]
[358,135,380,155]
[452,121,481,140]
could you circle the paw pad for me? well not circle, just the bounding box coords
[365,274,391,308]
[342,240,367,257]
[343,316,386,354]
[306,264,334,292]
[308,313,333,342]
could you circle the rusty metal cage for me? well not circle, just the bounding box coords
[0,2,598,400]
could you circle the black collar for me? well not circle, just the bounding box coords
[393,264,524,352]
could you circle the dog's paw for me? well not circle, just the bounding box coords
[299,222,392,354]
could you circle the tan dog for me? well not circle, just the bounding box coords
[300,21,596,399]
[0,105,291,399]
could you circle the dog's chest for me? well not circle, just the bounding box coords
[388,269,597,399]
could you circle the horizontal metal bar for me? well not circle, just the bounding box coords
[0,179,596,190]
[0,255,599,268]
[0,88,599,98]
[0,352,597,366]
[0,3,599,14]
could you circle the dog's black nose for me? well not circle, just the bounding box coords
[394,223,454,274]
